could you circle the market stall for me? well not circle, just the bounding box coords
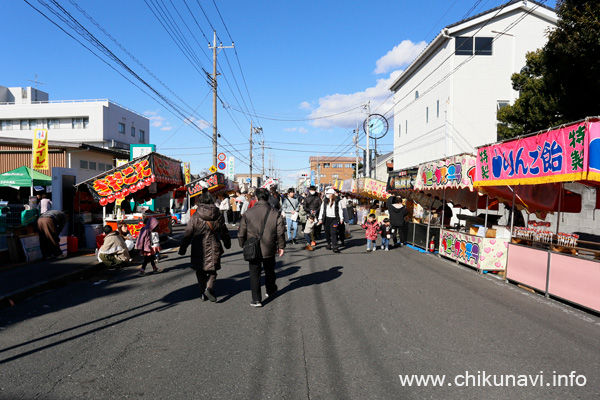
[475,117,599,312]
[352,177,390,223]
[410,154,509,271]
[75,152,183,245]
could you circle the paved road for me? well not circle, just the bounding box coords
[1,225,599,399]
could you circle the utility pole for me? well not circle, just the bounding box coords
[250,124,262,187]
[365,101,371,178]
[208,31,234,167]
[317,153,321,191]
[261,139,265,181]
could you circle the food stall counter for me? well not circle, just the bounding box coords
[104,213,171,239]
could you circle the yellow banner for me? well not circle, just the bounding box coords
[183,162,191,184]
[33,129,49,170]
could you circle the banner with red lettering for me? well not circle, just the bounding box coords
[475,119,600,186]
[80,153,183,206]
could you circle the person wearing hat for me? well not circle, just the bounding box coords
[317,188,344,253]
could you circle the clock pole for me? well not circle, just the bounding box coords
[365,102,370,178]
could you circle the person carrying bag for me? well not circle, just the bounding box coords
[238,188,286,307]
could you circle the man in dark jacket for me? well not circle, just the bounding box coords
[303,186,322,244]
[238,188,286,307]
[386,195,408,247]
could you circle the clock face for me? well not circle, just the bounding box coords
[363,114,389,139]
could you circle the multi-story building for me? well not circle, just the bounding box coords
[390,0,557,170]
[309,156,359,188]
[0,85,149,153]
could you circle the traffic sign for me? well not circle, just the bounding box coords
[246,178,251,183]
[209,165,217,173]
[217,153,226,162]
[217,161,226,170]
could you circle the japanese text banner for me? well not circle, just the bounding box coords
[414,154,477,191]
[475,120,600,186]
[33,129,49,170]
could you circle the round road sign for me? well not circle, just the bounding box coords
[217,153,226,162]
[217,162,226,170]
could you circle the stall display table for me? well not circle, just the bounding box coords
[506,241,600,313]
[439,229,508,271]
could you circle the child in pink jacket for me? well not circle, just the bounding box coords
[361,213,380,252]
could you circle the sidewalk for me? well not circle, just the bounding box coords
[0,249,101,309]
[0,224,187,310]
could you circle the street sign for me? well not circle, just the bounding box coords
[217,161,226,170]
[218,153,226,162]
[209,165,217,173]
[246,178,251,183]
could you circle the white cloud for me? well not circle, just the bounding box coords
[160,126,173,131]
[374,40,427,74]
[299,101,313,110]
[284,127,308,134]
[307,70,402,130]
[184,116,211,130]
[145,110,167,128]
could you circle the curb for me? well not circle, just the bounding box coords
[0,262,102,310]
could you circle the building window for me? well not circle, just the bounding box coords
[320,174,326,178]
[118,122,125,134]
[455,37,473,55]
[139,129,145,142]
[405,120,408,135]
[72,118,85,129]
[344,163,353,168]
[497,101,510,112]
[131,126,135,137]
[83,118,89,129]
[20,120,28,130]
[426,107,429,123]
[80,160,89,169]
[437,100,440,118]
[323,163,330,168]
[455,37,493,56]
[332,174,339,179]
[475,37,493,55]
[332,163,343,168]
[48,119,60,129]
[0,120,12,131]
[29,120,37,129]
[89,161,97,170]
[415,91,419,99]
[398,124,401,137]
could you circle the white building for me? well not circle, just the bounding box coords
[390,1,557,170]
[0,85,149,152]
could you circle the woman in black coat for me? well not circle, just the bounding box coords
[179,192,231,302]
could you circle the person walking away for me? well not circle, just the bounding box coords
[219,195,230,225]
[98,225,132,268]
[303,186,322,246]
[268,186,282,210]
[318,188,344,253]
[361,213,380,252]
[346,198,355,224]
[303,214,316,251]
[179,192,231,302]
[238,188,285,307]
[229,194,238,225]
[380,218,392,251]
[37,209,67,259]
[386,195,408,247]
[281,188,300,244]
[40,193,52,213]
[337,192,349,245]
[135,217,163,275]
[235,191,246,221]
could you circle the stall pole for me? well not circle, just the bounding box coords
[426,199,432,252]
[102,206,106,228]
[484,195,489,228]
[545,183,564,298]
[504,188,517,283]
[439,188,446,258]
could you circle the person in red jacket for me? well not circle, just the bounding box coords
[361,213,380,252]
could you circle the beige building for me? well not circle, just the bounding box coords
[309,156,359,189]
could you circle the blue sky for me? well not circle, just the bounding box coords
[1,0,556,188]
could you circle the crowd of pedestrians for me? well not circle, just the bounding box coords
[94,184,408,308]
